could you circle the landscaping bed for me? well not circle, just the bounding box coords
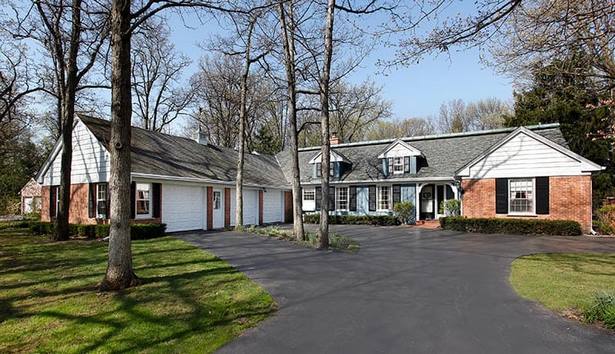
[440,216,582,236]
[303,213,400,226]
[510,253,615,331]
[0,227,275,353]
[245,226,360,252]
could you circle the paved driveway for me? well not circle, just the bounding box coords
[178,225,615,354]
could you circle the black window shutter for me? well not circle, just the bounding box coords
[152,183,162,218]
[495,178,508,214]
[392,185,401,206]
[382,159,388,176]
[329,186,335,211]
[404,157,410,173]
[88,183,96,218]
[536,177,549,214]
[49,186,57,218]
[368,186,376,211]
[349,186,357,211]
[104,182,110,219]
[315,186,322,211]
[130,182,136,218]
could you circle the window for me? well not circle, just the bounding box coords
[213,191,221,209]
[96,183,107,218]
[303,189,315,201]
[53,187,60,218]
[393,157,404,174]
[378,186,390,210]
[336,187,348,210]
[136,183,151,217]
[329,162,335,177]
[509,179,534,214]
[316,163,321,177]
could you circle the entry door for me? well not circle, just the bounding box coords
[213,189,224,228]
[356,187,369,214]
[420,185,434,214]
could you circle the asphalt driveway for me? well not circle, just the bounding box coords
[178,225,615,354]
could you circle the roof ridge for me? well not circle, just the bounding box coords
[298,123,561,151]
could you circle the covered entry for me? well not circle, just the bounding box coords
[417,183,458,221]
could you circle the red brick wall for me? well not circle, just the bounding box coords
[258,190,264,225]
[206,187,213,230]
[461,176,593,233]
[41,183,161,225]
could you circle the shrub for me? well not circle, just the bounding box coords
[584,293,615,330]
[29,222,55,235]
[0,220,32,230]
[393,201,415,225]
[77,224,97,238]
[303,213,400,226]
[441,199,461,216]
[439,216,582,236]
[595,205,615,235]
[131,223,167,240]
[95,224,110,238]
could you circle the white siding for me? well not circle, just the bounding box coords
[264,189,284,223]
[467,132,592,178]
[162,184,205,232]
[230,189,259,226]
[42,120,109,185]
[384,143,414,158]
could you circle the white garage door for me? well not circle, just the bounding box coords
[230,189,259,226]
[263,190,283,223]
[162,184,204,232]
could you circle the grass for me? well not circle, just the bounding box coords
[245,226,360,252]
[510,253,615,328]
[0,228,275,353]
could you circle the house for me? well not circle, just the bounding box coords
[276,123,603,233]
[20,178,42,214]
[36,115,292,232]
[37,115,603,233]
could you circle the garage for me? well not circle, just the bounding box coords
[230,189,259,226]
[162,184,205,232]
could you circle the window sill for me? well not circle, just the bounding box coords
[506,213,537,218]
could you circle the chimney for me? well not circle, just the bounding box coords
[330,132,341,145]
[193,126,208,145]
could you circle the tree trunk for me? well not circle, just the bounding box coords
[318,0,336,249]
[100,0,139,291]
[235,20,256,230]
[53,0,82,242]
[278,2,305,241]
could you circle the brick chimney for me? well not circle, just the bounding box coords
[330,132,341,145]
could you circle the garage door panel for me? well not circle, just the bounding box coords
[162,184,204,232]
[263,190,282,223]
[230,189,258,226]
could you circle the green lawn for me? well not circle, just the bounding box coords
[0,229,275,353]
[510,253,615,311]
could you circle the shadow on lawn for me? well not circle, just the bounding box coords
[522,253,615,277]
[0,233,275,353]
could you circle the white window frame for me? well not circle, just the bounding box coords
[377,185,391,211]
[393,157,404,174]
[96,183,107,219]
[336,187,349,211]
[135,183,152,219]
[508,178,535,215]
[54,186,60,218]
[303,189,315,201]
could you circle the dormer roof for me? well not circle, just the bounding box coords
[377,139,423,159]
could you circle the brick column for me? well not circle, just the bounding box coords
[258,190,264,225]
[224,188,231,228]
[206,187,213,230]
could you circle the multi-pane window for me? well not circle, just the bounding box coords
[393,157,404,174]
[96,183,107,218]
[213,191,221,209]
[378,186,390,210]
[509,179,534,214]
[136,183,151,216]
[303,190,315,201]
[336,187,348,210]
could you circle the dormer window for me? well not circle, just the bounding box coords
[309,150,351,179]
[393,157,404,174]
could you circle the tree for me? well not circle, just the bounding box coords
[131,19,193,132]
[437,98,509,133]
[364,117,435,140]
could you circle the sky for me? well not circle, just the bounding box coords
[166,5,514,121]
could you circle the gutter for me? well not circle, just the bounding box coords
[130,172,291,190]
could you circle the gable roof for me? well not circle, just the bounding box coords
[77,115,289,188]
[456,127,604,176]
[276,123,573,184]
[308,150,351,164]
[377,139,423,159]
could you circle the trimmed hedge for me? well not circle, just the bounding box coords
[28,222,166,240]
[303,213,400,226]
[439,216,582,236]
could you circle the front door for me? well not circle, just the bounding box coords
[356,187,369,215]
[420,185,434,220]
[212,189,224,228]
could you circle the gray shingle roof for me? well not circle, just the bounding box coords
[78,115,290,188]
[276,124,568,184]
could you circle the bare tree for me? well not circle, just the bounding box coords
[131,19,194,132]
[437,98,509,133]
[365,117,436,140]
[437,99,466,133]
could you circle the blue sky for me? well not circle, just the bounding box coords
[167,5,513,121]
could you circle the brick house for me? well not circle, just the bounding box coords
[37,115,603,233]
[20,178,42,214]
